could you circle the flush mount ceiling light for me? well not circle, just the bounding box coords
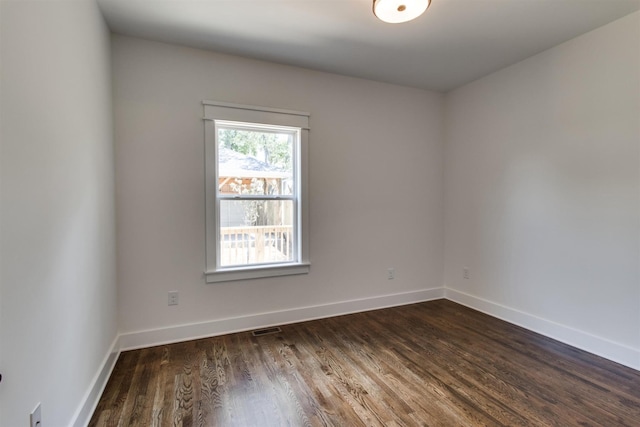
[373,0,431,24]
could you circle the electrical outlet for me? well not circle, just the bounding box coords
[387,268,395,280]
[463,267,470,279]
[168,291,179,306]
[30,403,41,427]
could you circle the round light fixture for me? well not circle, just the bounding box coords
[373,0,431,24]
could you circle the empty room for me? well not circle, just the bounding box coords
[1,0,639,426]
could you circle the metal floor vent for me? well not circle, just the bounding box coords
[251,326,282,337]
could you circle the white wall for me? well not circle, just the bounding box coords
[444,12,640,368]
[112,35,444,339]
[0,1,117,425]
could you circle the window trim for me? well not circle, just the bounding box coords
[203,101,310,283]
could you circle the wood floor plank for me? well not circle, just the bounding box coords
[89,300,640,426]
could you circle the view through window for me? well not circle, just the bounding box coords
[216,123,299,267]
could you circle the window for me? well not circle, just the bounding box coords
[204,101,310,282]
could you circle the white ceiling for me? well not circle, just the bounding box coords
[97,0,640,92]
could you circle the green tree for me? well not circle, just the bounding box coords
[218,128,292,170]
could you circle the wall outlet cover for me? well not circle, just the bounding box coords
[30,403,41,427]
[168,291,179,306]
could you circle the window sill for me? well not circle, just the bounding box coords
[205,262,310,283]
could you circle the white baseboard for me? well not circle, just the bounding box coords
[445,287,640,371]
[70,336,121,427]
[118,287,445,351]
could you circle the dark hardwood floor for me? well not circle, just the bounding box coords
[89,300,640,426]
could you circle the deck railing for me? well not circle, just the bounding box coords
[220,225,293,266]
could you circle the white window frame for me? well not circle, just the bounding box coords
[203,101,310,283]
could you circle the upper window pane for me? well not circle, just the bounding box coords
[217,127,294,196]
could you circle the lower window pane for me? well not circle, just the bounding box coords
[219,200,295,267]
